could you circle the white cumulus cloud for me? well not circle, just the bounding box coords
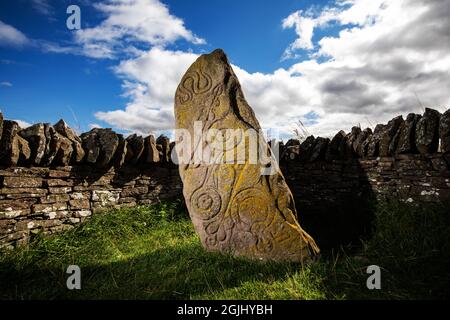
[74,0,205,59]
[95,47,198,135]
[95,0,450,139]
[0,20,29,47]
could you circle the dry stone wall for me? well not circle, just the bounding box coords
[1,107,449,248]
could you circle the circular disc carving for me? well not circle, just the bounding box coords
[191,187,222,220]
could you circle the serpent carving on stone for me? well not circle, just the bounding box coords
[174,49,319,262]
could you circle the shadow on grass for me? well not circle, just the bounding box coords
[1,200,450,300]
[0,242,305,300]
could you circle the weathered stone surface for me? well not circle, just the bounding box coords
[310,137,329,161]
[367,124,385,157]
[174,49,319,262]
[282,145,300,161]
[325,131,345,161]
[439,109,450,154]
[0,121,31,166]
[348,126,362,154]
[69,199,90,210]
[125,134,144,164]
[355,128,372,157]
[96,129,119,167]
[19,123,47,165]
[339,134,354,158]
[285,139,300,147]
[41,125,68,166]
[144,135,160,163]
[0,120,20,165]
[379,116,403,157]
[80,129,101,164]
[92,190,120,207]
[298,135,316,162]
[54,133,73,166]
[114,134,128,167]
[156,135,170,163]
[3,177,42,188]
[397,113,421,154]
[54,119,85,163]
[416,108,441,154]
[17,135,31,164]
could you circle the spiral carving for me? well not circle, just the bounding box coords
[177,70,213,104]
[191,187,222,220]
[230,188,270,227]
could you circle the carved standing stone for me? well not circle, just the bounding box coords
[174,49,319,262]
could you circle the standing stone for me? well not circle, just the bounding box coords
[19,123,47,165]
[144,135,160,163]
[174,49,319,262]
[54,119,85,163]
[415,108,441,154]
[396,113,421,154]
[439,109,450,154]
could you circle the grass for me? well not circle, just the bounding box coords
[0,198,449,300]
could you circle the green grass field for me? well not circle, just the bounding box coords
[1,199,449,300]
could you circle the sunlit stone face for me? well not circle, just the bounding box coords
[174,49,319,262]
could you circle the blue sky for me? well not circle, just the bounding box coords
[1,0,449,138]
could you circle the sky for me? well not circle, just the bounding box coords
[0,0,449,139]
